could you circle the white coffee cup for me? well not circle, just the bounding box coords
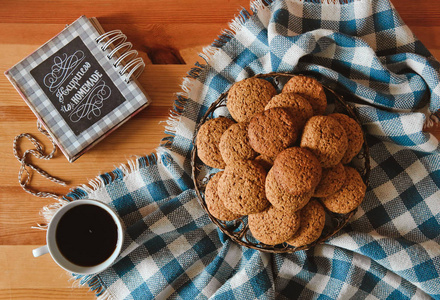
[32,199,124,275]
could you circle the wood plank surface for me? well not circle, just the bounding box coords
[0,0,439,299]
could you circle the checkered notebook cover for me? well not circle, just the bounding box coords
[5,15,150,162]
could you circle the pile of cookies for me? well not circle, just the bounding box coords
[196,75,367,247]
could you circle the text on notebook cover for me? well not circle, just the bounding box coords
[31,36,126,135]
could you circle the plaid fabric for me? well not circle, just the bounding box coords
[61,0,440,299]
[6,16,149,161]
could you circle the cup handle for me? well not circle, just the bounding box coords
[32,245,49,257]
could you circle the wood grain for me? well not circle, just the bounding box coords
[1,0,439,299]
[0,246,93,299]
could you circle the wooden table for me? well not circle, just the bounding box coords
[0,1,439,299]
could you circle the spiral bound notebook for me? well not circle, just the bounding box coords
[5,15,151,162]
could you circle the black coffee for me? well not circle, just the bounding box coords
[56,204,118,267]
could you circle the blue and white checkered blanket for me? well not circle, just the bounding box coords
[58,0,440,298]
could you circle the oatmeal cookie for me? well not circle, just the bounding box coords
[196,117,235,169]
[248,205,300,245]
[272,147,322,195]
[300,115,348,168]
[254,154,274,172]
[227,77,276,122]
[286,199,325,247]
[321,166,366,214]
[329,113,364,164]
[265,92,313,129]
[313,163,346,198]
[282,75,327,115]
[219,122,257,165]
[205,172,242,221]
[248,107,299,157]
[265,168,312,212]
[217,160,270,215]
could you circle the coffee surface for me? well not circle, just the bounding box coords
[56,204,118,267]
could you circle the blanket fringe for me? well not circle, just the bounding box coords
[419,103,440,129]
[38,0,275,297]
[70,274,114,299]
[187,61,207,79]
[37,153,158,223]
[424,113,440,129]
[40,198,70,222]
[211,9,251,48]
[36,153,158,297]
[96,290,114,300]
[66,153,157,200]
[159,78,194,148]
[297,0,362,4]
[159,0,274,150]
[251,0,275,12]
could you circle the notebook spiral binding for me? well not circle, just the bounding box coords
[96,29,145,83]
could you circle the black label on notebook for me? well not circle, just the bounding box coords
[30,36,126,136]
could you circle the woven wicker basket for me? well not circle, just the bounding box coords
[191,72,370,253]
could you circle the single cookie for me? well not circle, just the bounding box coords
[248,206,300,245]
[205,172,242,221]
[300,115,348,168]
[254,154,274,172]
[282,75,327,115]
[321,166,366,214]
[286,199,326,247]
[265,92,313,129]
[313,163,346,198]
[196,117,235,169]
[248,107,299,157]
[217,160,270,215]
[219,122,257,165]
[227,77,277,122]
[272,147,322,195]
[265,168,312,212]
[329,113,364,164]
